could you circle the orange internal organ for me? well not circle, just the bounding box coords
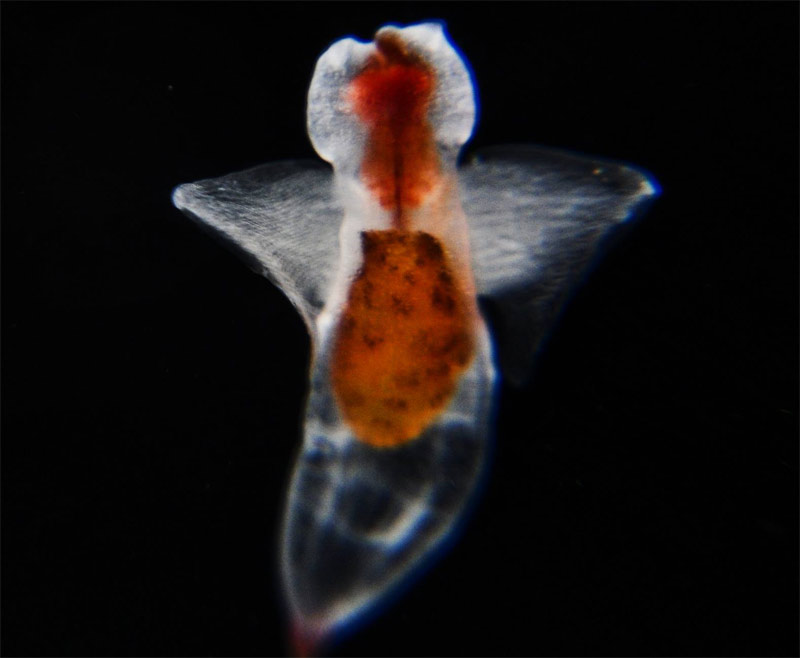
[331,230,476,448]
[348,32,440,224]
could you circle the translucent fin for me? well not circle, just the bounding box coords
[171,160,339,330]
[460,144,659,384]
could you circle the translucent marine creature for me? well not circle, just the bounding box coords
[172,21,658,654]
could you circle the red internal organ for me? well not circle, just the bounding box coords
[348,33,440,221]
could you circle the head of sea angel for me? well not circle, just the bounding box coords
[306,22,477,217]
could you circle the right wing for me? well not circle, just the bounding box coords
[461,144,659,384]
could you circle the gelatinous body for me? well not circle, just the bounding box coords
[172,20,658,654]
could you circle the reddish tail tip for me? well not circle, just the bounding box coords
[290,619,325,658]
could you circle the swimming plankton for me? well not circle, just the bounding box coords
[172,21,658,655]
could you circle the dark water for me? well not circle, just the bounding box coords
[3,3,797,656]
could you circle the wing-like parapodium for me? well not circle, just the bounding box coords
[172,145,658,382]
[172,160,339,330]
[460,144,659,385]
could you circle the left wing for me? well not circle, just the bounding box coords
[172,160,338,330]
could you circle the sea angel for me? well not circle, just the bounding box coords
[172,21,657,654]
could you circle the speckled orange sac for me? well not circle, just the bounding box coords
[331,231,474,447]
[347,32,439,226]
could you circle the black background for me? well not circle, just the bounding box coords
[2,3,797,657]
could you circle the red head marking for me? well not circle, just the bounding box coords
[348,32,440,225]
